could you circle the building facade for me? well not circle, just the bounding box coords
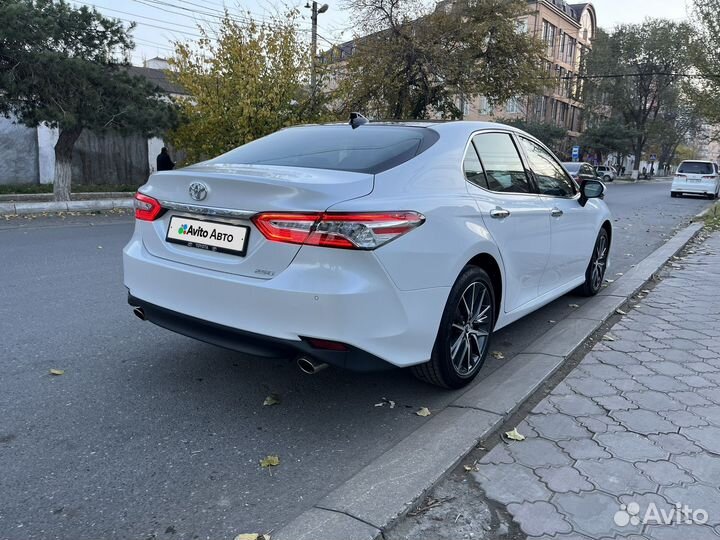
[462,1,596,138]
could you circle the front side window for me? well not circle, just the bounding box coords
[520,138,577,197]
[472,133,532,194]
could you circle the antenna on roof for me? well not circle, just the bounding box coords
[349,112,369,129]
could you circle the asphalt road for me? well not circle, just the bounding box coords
[0,181,713,540]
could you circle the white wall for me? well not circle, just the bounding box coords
[37,125,59,184]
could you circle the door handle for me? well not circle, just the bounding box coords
[490,208,511,219]
[551,208,564,217]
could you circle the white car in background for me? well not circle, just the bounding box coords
[671,160,720,199]
[124,120,612,389]
[595,165,617,182]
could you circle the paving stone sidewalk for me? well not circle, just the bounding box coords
[394,232,720,540]
[477,232,720,539]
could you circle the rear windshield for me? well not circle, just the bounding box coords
[207,125,439,174]
[563,163,581,173]
[678,162,714,175]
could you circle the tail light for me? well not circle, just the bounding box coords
[252,211,425,250]
[702,176,716,180]
[134,192,163,221]
[675,174,687,179]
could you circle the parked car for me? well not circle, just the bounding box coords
[595,165,617,182]
[671,160,720,199]
[124,120,612,389]
[562,162,601,184]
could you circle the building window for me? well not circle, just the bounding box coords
[542,20,556,58]
[479,96,493,115]
[505,97,522,114]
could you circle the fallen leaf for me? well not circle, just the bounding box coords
[605,278,615,283]
[548,320,556,324]
[50,369,65,376]
[616,309,627,315]
[416,407,431,417]
[234,535,270,540]
[641,289,651,294]
[97,245,103,249]
[491,351,505,360]
[505,428,525,441]
[616,272,624,276]
[374,402,384,407]
[260,455,280,468]
[568,303,580,308]
[263,394,280,406]
[602,334,616,342]
[374,397,396,408]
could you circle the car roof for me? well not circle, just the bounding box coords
[679,159,714,164]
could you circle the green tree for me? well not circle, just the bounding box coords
[0,0,176,201]
[583,20,695,177]
[691,0,720,123]
[502,119,567,154]
[332,0,546,119]
[169,11,312,164]
[579,119,636,164]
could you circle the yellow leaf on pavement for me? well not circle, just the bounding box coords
[491,351,505,360]
[505,428,526,441]
[263,394,280,406]
[568,303,580,308]
[602,334,616,342]
[260,455,280,468]
[234,535,270,540]
[416,407,431,417]
[50,369,65,376]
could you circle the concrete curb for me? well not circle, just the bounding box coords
[0,198,133,216]
[0,191,133,203]
[274,220,705,540]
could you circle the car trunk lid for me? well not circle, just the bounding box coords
[139,164,374,278]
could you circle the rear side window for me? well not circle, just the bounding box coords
[678,162,714,175]
[472,133,532,193]
[206,125,439,174]
[463,144,487,188]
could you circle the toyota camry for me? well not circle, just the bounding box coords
[124,119,612,388]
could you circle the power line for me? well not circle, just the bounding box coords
[72,1,201,31]
[71,1,205,38]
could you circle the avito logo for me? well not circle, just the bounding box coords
[177,223,234,243]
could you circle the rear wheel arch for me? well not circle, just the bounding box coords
[465,253,502,323]
[601,220,612,249]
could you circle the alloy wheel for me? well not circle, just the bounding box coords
[591,233,608,291]
[448,282,492,377]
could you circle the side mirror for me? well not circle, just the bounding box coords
[579,179,605,206]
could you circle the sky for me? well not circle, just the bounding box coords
[69,0,693,66]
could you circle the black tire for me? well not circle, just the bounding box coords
[578,228,609,297]
[603,175,612,182]
[411,266,495,389]
[671,192,679,198]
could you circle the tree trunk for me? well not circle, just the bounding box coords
[53,127,82,202]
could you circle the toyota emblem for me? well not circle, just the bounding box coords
[188,181,208,201]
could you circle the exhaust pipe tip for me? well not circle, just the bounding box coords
[297,356,328,375]
[133,307,146,321]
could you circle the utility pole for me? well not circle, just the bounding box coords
[306,1,328,115]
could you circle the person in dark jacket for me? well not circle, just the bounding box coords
[156,147,175,171]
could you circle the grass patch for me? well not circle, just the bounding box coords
[0,183,140,195]
[703,203,720,231]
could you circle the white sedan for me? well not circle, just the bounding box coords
[671,160,720,199]
[124,120,612,388]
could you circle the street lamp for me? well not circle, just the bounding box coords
[305,1,329,114]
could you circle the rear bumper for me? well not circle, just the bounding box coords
[123,237,450,368]
[672,181,718,194]
[128,294,392,371]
